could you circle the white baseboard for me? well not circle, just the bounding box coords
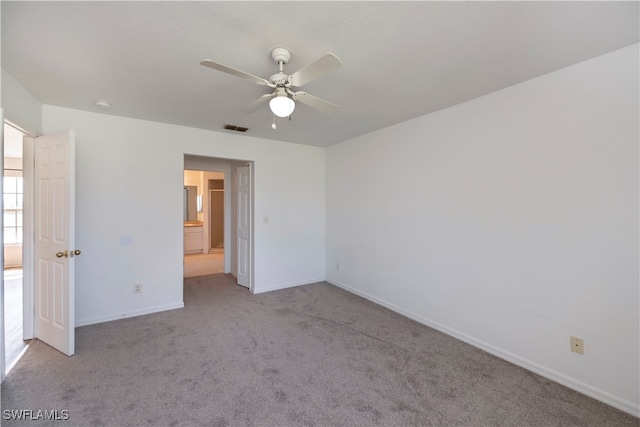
[327,278,639,418]
[252,277,324,294]
[75,302,185,327]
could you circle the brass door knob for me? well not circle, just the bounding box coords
[73,250,81,256]
[56,251,68,258]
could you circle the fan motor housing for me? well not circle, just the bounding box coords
[270,72,289,85]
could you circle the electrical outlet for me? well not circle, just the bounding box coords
[133,283,142,294]
[570,336,584,355]
[336,263,340,271]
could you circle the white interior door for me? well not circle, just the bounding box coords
[34,130,76,356]
[1,109,6,381]
[237,165,251,288]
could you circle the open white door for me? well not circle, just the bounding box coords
[237,165,251,289]
[1,109,6,381]
[34,130,76,356]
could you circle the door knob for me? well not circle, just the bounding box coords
[73,249,81,256]
[56,250,69,258]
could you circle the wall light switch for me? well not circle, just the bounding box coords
[263,215,269,224]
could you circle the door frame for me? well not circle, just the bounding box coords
[1,119,37,381]
[1,123,77,373]
[22,135,35,340]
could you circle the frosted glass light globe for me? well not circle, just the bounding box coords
[269,96,295,118]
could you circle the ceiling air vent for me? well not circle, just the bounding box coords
[223,124,249,133]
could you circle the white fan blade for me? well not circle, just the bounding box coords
[291,91,338,113]
[289,53,342,87]
[200,59,272,86]
[243,93,274,113]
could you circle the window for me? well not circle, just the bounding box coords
[3,172,23,245]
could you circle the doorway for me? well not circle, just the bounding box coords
[3,122,29,371]
[1,125,76,373]
[183,170,225,277]
[183,155,253,290]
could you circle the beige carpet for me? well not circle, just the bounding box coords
[1,274,637,426]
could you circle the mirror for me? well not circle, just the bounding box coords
[184,185,198,221]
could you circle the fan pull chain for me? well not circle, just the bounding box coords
[272,114,277,130]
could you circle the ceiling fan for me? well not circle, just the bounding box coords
[200,47,342,119]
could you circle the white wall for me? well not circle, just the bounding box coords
[326,44,639,415]
[42,106,326,325]
[1,69,42,135]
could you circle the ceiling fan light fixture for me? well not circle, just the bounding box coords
[269,95,295,118]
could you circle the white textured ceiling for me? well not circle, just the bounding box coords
[2,1,638,147]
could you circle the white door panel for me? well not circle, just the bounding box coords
[237,165,251,288]
[34,130,75,356]
[1,109,5,381]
